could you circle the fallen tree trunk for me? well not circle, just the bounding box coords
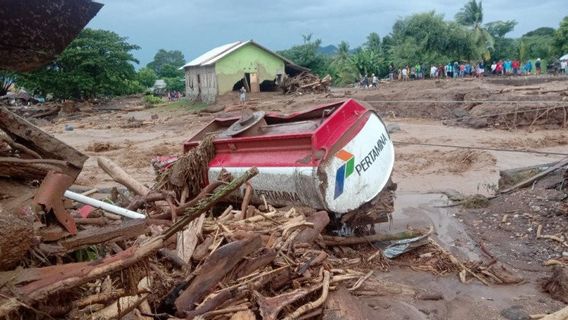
[322,230,424,246]
[97,156,150,196]
[500,156,568,193]
[0,210,34,270]
[174,235,263,315]
[59,219,148,252]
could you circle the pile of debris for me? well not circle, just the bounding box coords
[0,108,517,319]
[280,72,331,95]
[457,157,568,304]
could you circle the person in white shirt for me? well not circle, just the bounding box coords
[371,74,378,88]
[430,65,437,78]
[401,66,408,81]
[561,60,567,74]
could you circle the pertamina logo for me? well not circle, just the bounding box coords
[334,150,355,199]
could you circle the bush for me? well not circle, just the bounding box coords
[143,95,163,105]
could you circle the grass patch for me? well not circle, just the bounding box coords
[160,98,208,112]
[143,95,163,105]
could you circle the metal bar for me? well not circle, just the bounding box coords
[64,190,146,219]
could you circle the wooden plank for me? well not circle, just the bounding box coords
[323,286,373,320]
[500,156,568,193]
[176,213,205,263]
[0,107,87,177]
[174,235,262,314]
[59,219,148,251]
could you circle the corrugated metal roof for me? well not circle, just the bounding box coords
[181,40,308,71]
[181,41,241,68]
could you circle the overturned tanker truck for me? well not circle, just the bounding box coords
[184,99,396,232]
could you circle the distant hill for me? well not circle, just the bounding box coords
[318,45,338,56]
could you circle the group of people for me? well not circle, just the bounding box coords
[385,58,547,82]
[358,74,380,88]
[167,90,182,101]
[490,58,542,75]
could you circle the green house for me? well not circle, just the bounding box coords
[181,40,306,103]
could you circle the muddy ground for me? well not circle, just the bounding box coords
[41,77,568,319]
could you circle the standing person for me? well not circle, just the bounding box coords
[430,65,437,79]
[535,58,542,75]
[389,65,394,81]
[525,60,533,75]
[512,59,519,75]
[453,61,459,78]
[415,64,421,79]
[239,86,247,105]
[459,63,465,78]
[371,73,378,88]
[446,62,452,78]
[477,61,485,78]
[496,61,503,75]
[401,66,408,81]
[410,65,416,80]
[491,62,496,74]
[506,59,513,75]
[561,59,567,74]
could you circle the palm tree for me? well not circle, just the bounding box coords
[455,0,494,60]
[332,41,358,85]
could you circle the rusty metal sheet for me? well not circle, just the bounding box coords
[33,171,77,235]
[0,0,103,72]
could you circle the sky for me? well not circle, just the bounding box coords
[87,0,567,66]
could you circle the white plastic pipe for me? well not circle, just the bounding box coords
[64,190,146,219]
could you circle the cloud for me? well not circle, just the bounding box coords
[88,0,566,66]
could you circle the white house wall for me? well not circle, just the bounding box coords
[184,66,217,104]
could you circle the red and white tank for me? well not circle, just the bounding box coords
[183,99,395,216]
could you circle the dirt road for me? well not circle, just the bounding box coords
[42,77,568,319]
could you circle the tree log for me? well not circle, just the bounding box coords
[234,247,277,279]
[174,235,262,315]
[97,156,150,196]
[59,219,148,252]
[322,230,424,246]
[322,286,373,320]
[0,107,87,178]
[0,209,34,270]
[295,211,329,244]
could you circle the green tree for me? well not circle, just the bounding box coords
[351,48,381,77]
[389,12,471,66]
[523,27,555,37]
[147,49,185,77]
[485,20,517,38]
[364,32,381,54]
[137,67,158,88]
[485,20,518,60]
[278,34,330,76]
[455,0,494,60]
[520,26,556,61]
[164,77,185,92]
[331,41,358,85]
[17,29,141,99]
[553,16,568,55]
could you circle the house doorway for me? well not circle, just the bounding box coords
[196,74,202,98]
[248,72,259,93]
